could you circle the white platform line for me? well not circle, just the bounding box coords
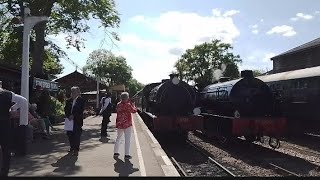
[132,115,147,176]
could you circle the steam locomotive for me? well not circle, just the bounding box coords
[257,66,320,135]
[198,70,287,148]
[131,74,203,138]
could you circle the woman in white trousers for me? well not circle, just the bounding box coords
[114,92,137,159]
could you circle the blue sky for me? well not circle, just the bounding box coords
[49,0,320,84]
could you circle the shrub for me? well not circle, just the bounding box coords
[49,96,65,117]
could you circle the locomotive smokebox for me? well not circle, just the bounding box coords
[241,70,254,78]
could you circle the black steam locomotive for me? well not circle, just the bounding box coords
[132,74,203,137]
[198,70,287,148]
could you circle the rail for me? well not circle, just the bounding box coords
[186,139,236,177]
[170,157,188,177]
[268,163,300,177]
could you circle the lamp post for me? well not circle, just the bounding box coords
[20,7,48,124]
[96,77,100,110]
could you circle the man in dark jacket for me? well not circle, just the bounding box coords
[99,92,112,137]
[0,81,28,176]
[64,86,85,156]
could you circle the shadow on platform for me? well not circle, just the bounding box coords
[113,157,139,177]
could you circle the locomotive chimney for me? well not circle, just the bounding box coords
[241,70,254,78]
[169,73,178,79]
[219,77,230,82]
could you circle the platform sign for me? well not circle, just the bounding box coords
[33,77,59,91]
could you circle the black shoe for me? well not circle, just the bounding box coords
[125,155,132,159]
[113,153,120,157]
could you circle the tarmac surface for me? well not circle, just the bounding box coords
[8,113,179,177]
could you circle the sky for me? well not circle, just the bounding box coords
[49,0,320,85]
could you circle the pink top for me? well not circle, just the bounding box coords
[10,110,34,122]
[116,101,137,129]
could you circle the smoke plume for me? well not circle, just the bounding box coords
[212,64,226,82]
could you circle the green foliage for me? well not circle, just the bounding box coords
[0,6,63,76]
[252,69,267,77]
[48,96,64,117]
[57,89,66,103]
[174,40,242,86]
[83,49,133,86]
[43,50,64,77]
[0,0,120,77]
[127,78,144,96]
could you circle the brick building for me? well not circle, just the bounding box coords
[271,37,320,73]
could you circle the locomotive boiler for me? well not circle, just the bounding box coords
[132,74,203,137]
[199,70,287,148]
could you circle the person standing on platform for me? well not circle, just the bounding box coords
[0,81,28,176]
[64,86,85,156]
[99,92,112,137]
[113,92,137,160]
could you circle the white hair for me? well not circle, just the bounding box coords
[71,86,81,95]
[120,92,129,101]
[31,103,37,110]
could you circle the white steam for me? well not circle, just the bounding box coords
[212,64,227,82]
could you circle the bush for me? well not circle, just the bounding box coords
[49,96,65,118]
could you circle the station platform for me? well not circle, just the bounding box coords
[8,113,180,177]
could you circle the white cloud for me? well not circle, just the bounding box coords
[315,11,320,14]
[290,13,313,21]
[223,10,240,17]
[266,25,297,37]
[239,52,274,72]
[251,24,258,29]
[249,24,259,35]
[212,9,222,16]
[262,53,276,62]
[123,9,241,84]
[260,19,264,22]
[252,29,259,34]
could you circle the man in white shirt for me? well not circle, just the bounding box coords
[99,92,112,137]
[0,81,28,176]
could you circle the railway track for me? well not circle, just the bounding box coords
[162,138,237,177]
[185,140,236,177]
[192,130,310,176]
[268,162,300,177]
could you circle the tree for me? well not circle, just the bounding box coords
[83,49,133,86]
[127,78,144,96]
[0,0,120,79]
[252,69,267,77]
[0,23,63,78]
[174,40,242,86]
